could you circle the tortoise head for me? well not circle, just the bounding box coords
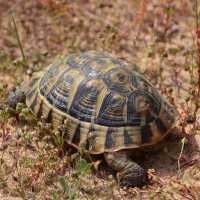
[7,82,29,109]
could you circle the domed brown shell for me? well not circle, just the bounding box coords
[26,51,176,153]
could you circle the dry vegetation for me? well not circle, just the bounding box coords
[0,0,200,199]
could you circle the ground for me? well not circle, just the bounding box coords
[0,0,200,199]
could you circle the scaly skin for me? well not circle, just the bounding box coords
[7,83,28,108]
[104,151,146,187]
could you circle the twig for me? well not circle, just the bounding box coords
[196,0,199,29]
[180,157,200,168]
[11,10,26,61]
[177,137,187,177]
[193,2,200,133]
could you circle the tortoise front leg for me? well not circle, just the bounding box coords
[104,151,146,187]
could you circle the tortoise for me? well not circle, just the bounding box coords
[8,51,176,187]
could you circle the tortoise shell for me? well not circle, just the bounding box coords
[26,51,176,153]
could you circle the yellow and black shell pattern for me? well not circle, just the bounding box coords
[26,51,176,154]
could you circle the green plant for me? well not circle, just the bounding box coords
[177,137,188,176]
[77,158,92,177]
[59,176,69,193]
[11,10,26,61]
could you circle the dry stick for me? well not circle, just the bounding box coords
[177,137,187,178]
[196,29,200,98]
[196,0,199,30]
[193,0,200,133]
[180,157,200,168]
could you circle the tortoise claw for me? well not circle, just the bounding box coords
[105,152,146,187]
[120,175,146,188]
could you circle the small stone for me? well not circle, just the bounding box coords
[186,115,194,124]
